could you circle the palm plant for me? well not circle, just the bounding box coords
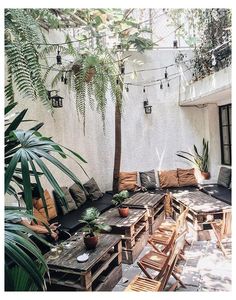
[5,102,88,290]
[79,207,111,237]
[176,138,209,173]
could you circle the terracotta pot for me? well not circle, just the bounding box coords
[83,234,98,250]
[85,67,96,83]
[201,171,210,180]
[118,207,129,218]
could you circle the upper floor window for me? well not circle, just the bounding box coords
[219,104,231,165]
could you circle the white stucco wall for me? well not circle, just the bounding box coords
[5,11,231,204]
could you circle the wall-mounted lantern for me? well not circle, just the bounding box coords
[48,90,64,108]
[143,100,152,114]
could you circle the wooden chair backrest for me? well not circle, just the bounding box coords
[159,231,187,290]
[175,207,189,234]
[164,191,173,217]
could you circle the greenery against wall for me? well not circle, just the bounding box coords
[167,9,231,81]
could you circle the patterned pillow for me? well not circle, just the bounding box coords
[139,170,157,189]
[69,183,87,207]
[53,187,77,215]
[83,178,103,201]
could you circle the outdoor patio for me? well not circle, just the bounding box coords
[4,6,232,294]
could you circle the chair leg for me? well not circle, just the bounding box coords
[148,240,163,253]
[172,272,186,288]
[168,281,179,291]
[137,261,153,279]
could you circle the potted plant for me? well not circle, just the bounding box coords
[176,138,210,179]
[79,207,111,250]
[112,190,130,217]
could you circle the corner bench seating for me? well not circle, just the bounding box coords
[50,191,114,233]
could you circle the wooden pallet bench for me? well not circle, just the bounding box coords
[123,192,165,234]
[100,208,149,264]
[172,190,231,240]
[45,234,122,291]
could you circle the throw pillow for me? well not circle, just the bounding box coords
[217,167,231,188]
[177,168,198,187]
[83,178,103,201]
[158,170,179,188]
[34,190,57,220]
[119,172,137,192]
[139,169,157,189]
[69,183,87,207]
[53,187,77,215]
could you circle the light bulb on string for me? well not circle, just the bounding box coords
[143,86,146,93]
[56,46,62,65]
[164,68,168,79]
[160,81,163,89]
[167,81,170,87]
[64,72,67,84]
[61,72,64,82]
[126,85,129,92]
[211,52,216,66]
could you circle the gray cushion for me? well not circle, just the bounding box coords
[217,167,231,188]
[139,170,157,189]
[53,187,77,215]
[69,183,87,208]
[83,178,103,201]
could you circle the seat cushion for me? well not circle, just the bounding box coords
[158,170,179,188]
[83,177,103,201]
[139,169,157,189]
[177,168,198,187]
[119,172,137,192]
[217,167,231,188]
[201,184,231,205]
[52,192,113,233]
[53,187,77,215]
[34,190,57,220]
[69,183,87,207]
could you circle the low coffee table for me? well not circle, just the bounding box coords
[123,192,165,234]
[45,234,122,291]
[100,208,149,264]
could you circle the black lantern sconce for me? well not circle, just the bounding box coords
[143,100,152,114]
[48,90,64,108]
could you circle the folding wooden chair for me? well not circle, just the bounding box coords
[137,231,187,290]
[148,207,189,255]
[211,208,231,257]
[125,250,180,291]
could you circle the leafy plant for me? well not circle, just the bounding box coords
[5,209,51,291]
[5,102,88,290]
[111,190,129,207]
[176,138,209,172]
[79,207,111,237]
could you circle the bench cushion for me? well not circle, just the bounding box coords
[83,177,103,201]
[201,184,231,205]
[158,170,179,188]
[177,168,198,187]
[69,183,87,207]
[53,187,77,215]
[139,169,157,189]
[119,172,137,191]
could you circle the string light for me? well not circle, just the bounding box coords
[167,81,170,87]
[61,73,64,82]
[120,63,125,74]
[56,46,62,65]
[164,67,168,79]
[173,39,178,48]
[126,84,129,92]
[160,81,163,89]
[143,86,146,93]
[211,53,217,66]
[64,72,68,84]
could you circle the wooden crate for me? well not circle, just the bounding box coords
[101,208,149,264]
[45,234,122,291]
[123,192,165,234]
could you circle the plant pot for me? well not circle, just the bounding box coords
[85,67,96,83]
[201,171,210,180]
[83,234,98,250]
[118,207,129,218]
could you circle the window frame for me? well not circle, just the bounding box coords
[219,104,231,165]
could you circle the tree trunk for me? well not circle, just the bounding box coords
[112,78,123,193]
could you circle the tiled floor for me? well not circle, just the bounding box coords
[113,230,232,292]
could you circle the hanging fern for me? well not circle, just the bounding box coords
[4,9,64,108]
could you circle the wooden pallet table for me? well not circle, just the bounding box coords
[45,234,122,291]
[123,192,165,234]
[100,208,149,264]
[172,190,231,240]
